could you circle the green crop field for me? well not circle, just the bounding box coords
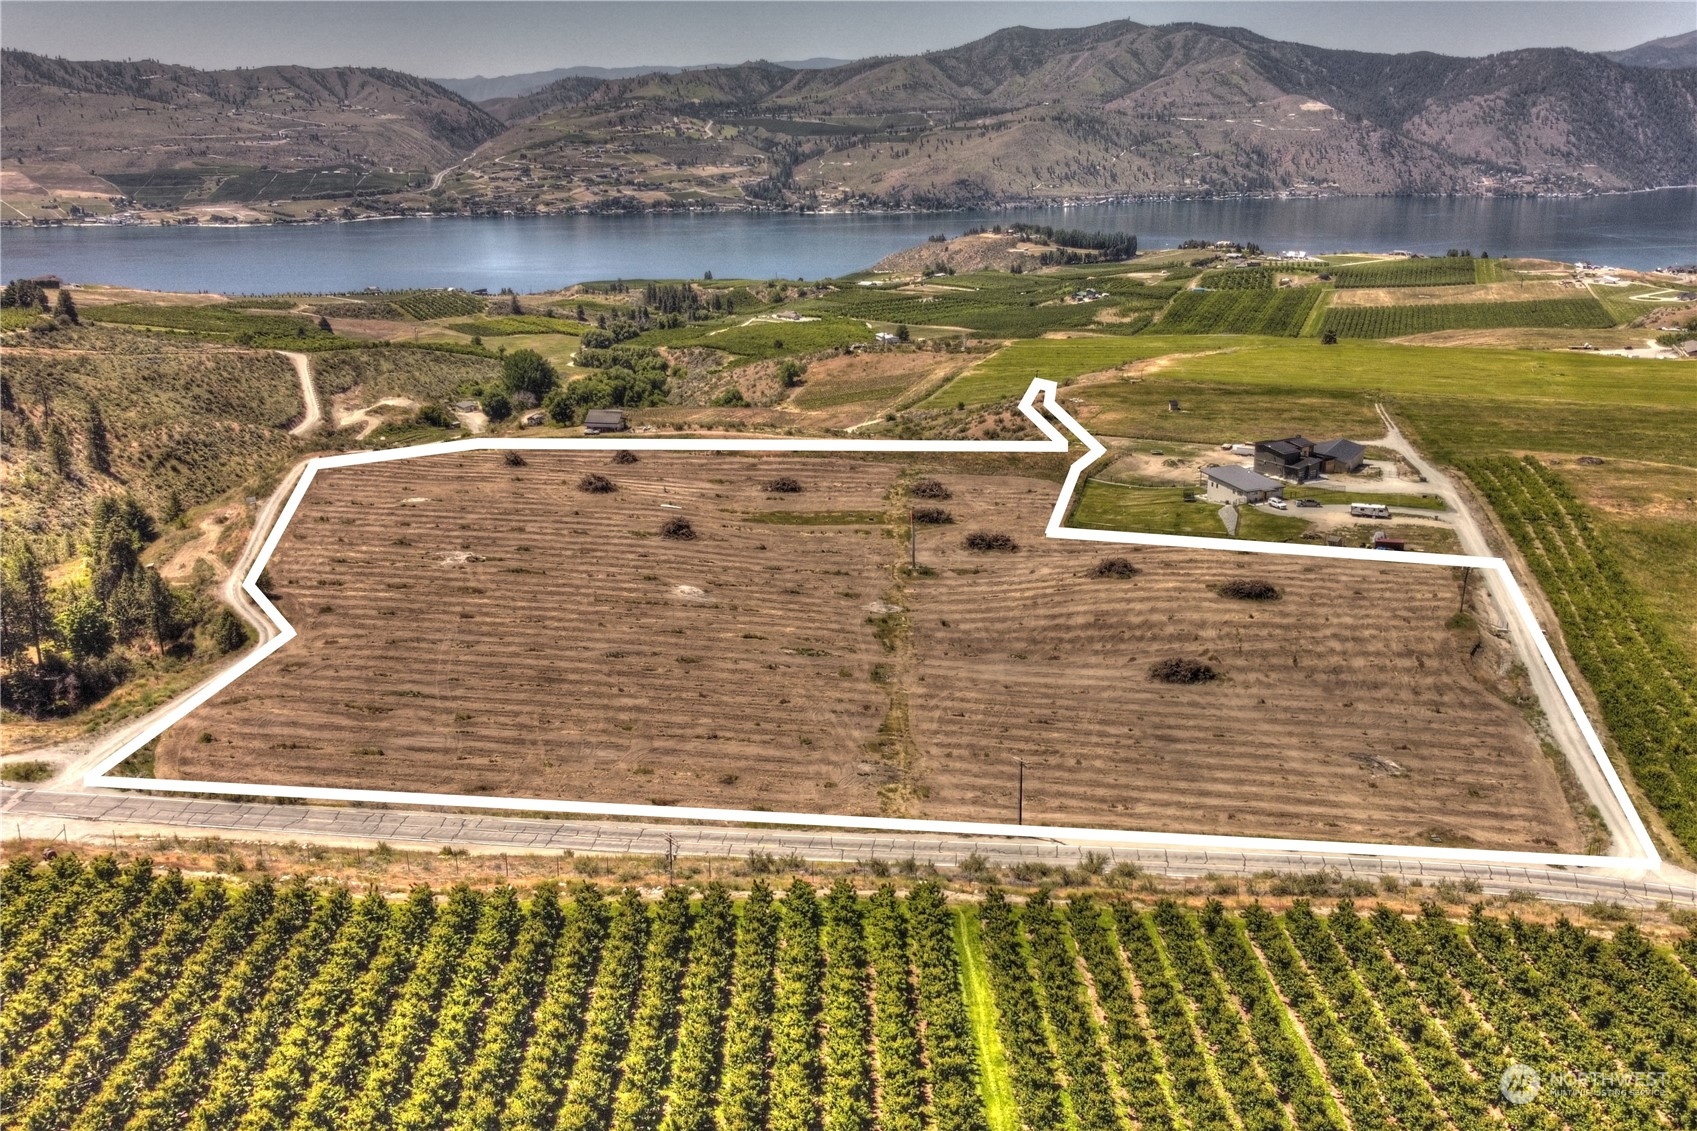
[83,303,328,341]
[1463,457,1697,856]
[640,316,877,360]
[1157,287,1322,336]
[1331,257,1488,288]
[1197,268,1274,290]
[385,291,490,321]
[1321,297,1615,338]
[5,855,1695,1131]
[444,316,585,337]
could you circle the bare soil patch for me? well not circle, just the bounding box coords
[154,455,1581,850]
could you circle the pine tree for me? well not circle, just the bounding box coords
[0,543,51,661]
[54,288,79,325]
[85,402,111,475]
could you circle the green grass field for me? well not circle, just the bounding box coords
[1321,296,1615,338]
[1069,481,1227,536]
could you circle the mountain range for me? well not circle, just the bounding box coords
[434,59,853,102]
[3,22,1693,218]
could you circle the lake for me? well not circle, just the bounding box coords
[5,190,1694,294]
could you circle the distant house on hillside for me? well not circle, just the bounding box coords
[1254,435,1366,481]
[1203,465,1284,505]
[584,408,628,433]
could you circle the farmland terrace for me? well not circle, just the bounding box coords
[152,451,1582,852]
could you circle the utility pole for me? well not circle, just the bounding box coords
[664,834,677,884]
[1016,758,1028,825]
[1459,565,1473,612]
[909,507,916,571]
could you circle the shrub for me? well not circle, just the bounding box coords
[911,478,951,500]
[1218,579,1280,600]
[912,507,953,524]
[661,516,696,540]
[414,402,455,428]
[0,760,53,783]
[764,477,803,494]
[1149,658,1217,684]
[612,450,639,464]
[963,531,1017,552]
[713,387,748,407]
[579,473,616,493]
[1091,557,1139,578]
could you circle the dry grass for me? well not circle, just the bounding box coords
[154,454,1581,851]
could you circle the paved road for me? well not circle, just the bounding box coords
[7,788,1693,909]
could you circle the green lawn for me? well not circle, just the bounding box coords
[1282,486,1447,510]
[1069,481,1225,537]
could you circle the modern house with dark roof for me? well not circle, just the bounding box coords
[1312,438,1367,473]
[1203,465,1285,505]
[1254,437,1324,482]
[1254,435,1367,481]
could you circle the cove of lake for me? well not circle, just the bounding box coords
[5,190,1694,294]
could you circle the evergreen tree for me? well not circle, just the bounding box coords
[1,543,51,662]
[85,402,111,475]
[54,288,79,325]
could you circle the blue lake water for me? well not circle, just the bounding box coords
[5,190,1693,293]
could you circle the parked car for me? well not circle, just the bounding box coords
[1296,498,1322,508]
[1267,497,1288,511]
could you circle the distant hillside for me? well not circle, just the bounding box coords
[1604,30,1697,70]
[436,59,853,102]
[0,49,506,212]
[5,22,1696,219]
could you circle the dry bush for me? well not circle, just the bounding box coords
[1092,557,1139,578]
[578,473,616,494]
[502,450,526,467]
[660,516,697,540]
[911,478,952,500]
[1219,579,1280,600]
[612,450,639,464]
[764,476,803,494]
[912,507,953,524]
[1149,658,1218,684]
[963,531,1017,552]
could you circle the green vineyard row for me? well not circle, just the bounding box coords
[3,855,1695,1131]
[1463,456,1697,856]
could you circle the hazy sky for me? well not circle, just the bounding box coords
[2,2,1691,77]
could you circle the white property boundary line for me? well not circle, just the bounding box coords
[87,380,1660,870]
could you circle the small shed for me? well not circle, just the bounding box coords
[1203,465,1284,505]
[584,408,628,434]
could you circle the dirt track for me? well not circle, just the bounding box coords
[154,451,1582,851]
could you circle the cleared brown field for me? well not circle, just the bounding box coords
[155,451,1582,851]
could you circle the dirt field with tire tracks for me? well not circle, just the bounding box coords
[154,450,1581,851]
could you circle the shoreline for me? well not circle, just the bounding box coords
[8,184,1697,231]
